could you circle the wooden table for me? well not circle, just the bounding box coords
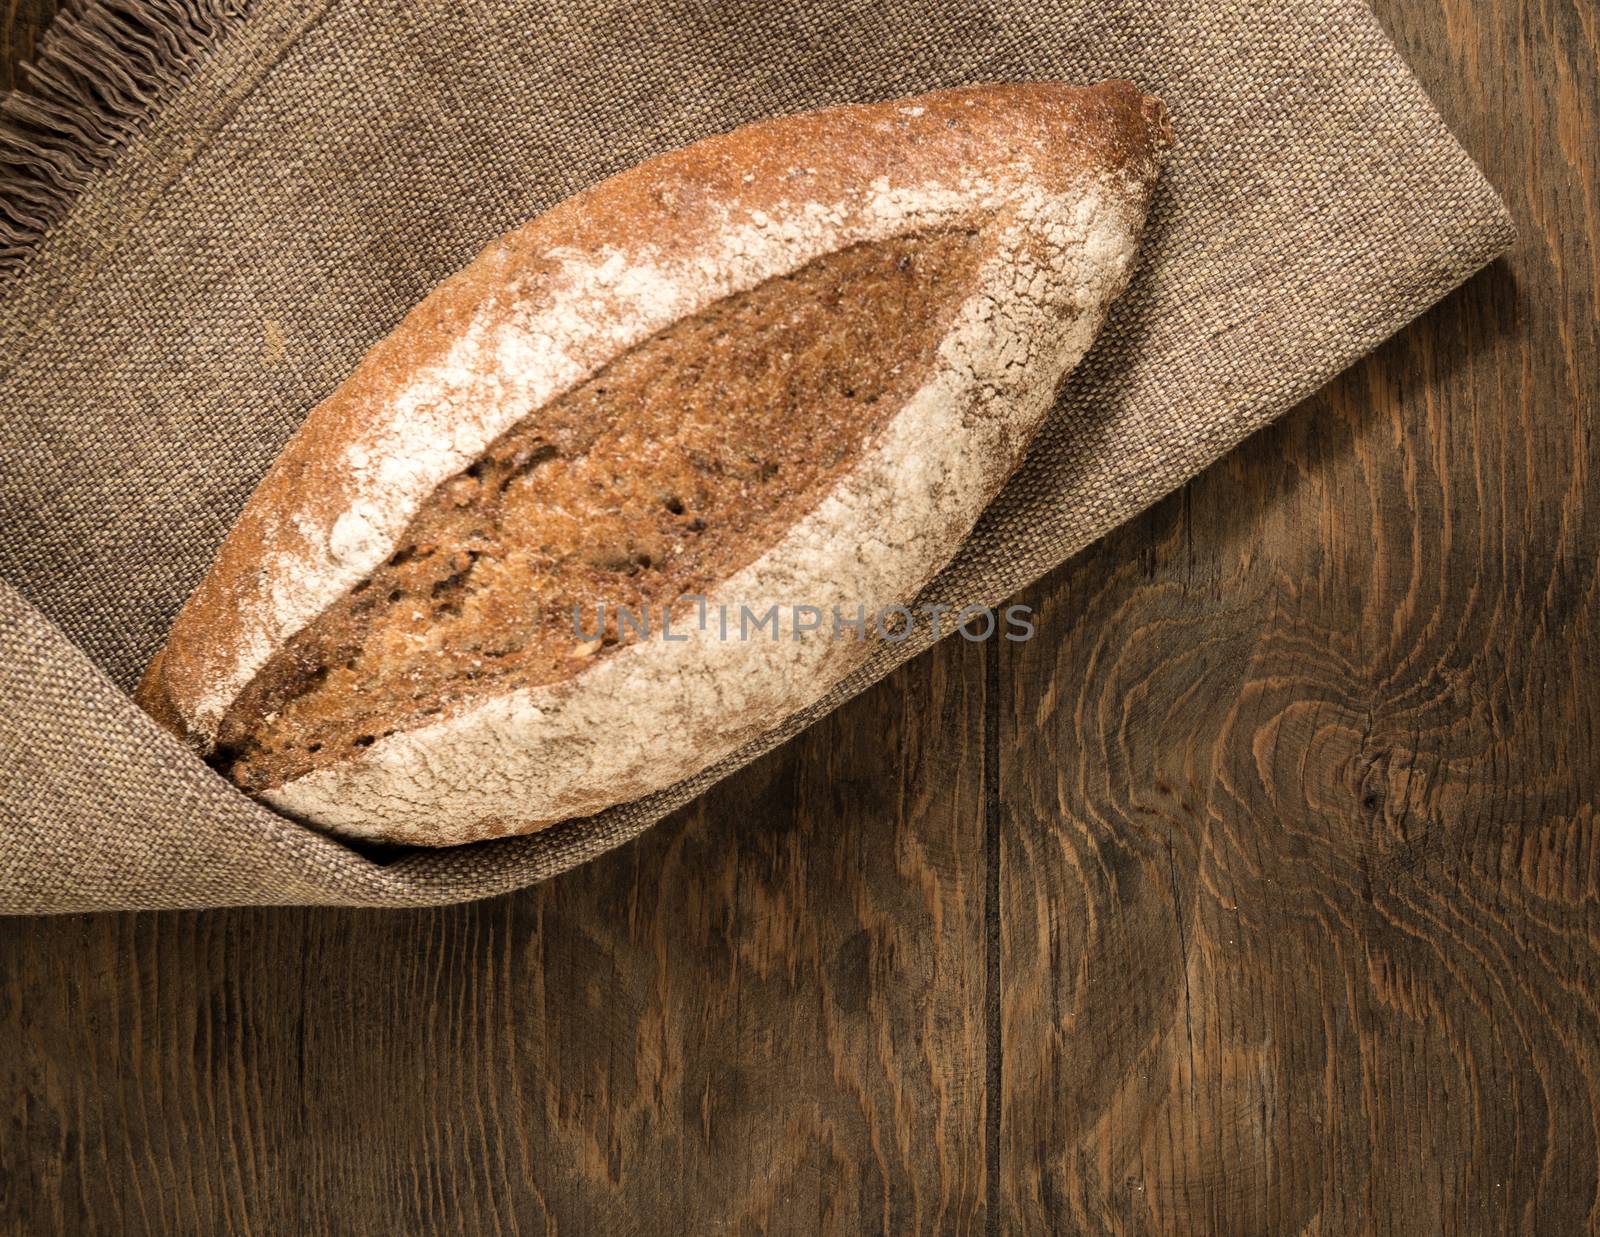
[3,1,1596,1232]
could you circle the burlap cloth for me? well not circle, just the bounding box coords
[0,0,1512,913]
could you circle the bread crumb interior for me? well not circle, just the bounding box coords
[218,226,986,793]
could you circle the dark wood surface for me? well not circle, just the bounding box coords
[3,1,1597,1232]
[0,0,51,93]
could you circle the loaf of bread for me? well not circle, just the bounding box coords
[138,81,1171,845]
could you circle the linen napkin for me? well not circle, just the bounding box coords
[0,0,1513,912]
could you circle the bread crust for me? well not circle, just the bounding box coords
[142,81,1171,844]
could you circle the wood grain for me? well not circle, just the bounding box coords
[0,0,54,93]
[998,0,1600,1232]
[1,638,990,1234]
[2,1,1598,1234]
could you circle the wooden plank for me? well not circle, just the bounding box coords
[0,0,56,93]
[998,0,1600,1231]
[0,638,991,1234]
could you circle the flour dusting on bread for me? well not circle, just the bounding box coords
[264,179,1140,841]
[143,81,1172,845]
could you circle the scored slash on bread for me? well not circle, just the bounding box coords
[138,81,1172,846]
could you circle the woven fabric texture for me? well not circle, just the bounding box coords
[0,0,1513,912]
